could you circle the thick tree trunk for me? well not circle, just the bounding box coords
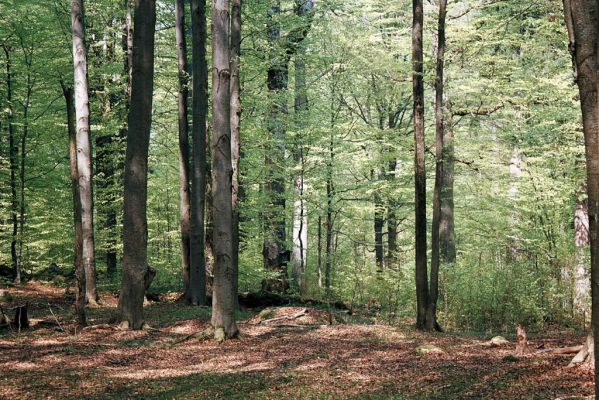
[118,0,156,330]
[563,0,599,394]
[412,0,429,330]
[71,0,98,305]
[175,0,192,296]
[230,0,242,306]
[3,45,19,284]
[211,0,238,339]
[426,0,447,332]
[188,0,208,305]
[61,81,86,326]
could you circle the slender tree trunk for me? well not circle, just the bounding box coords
[175,0,192,296]
[230,0,242,306]
[439,110,456,264]
[3,45,19,283]
[563,0,599,395]
[211,0,238,339]
[118,0,156,330]
[17,85,31,287]
[426,0,447,332]
[263,1,289,293]
[61,81,86,326]
[317,215,323,288]
[71,0,98,305]
[124,0,133,101]
[374,169,385,273]
[387,159,398,268]
[291,2,309,295]
[325,131,334,294]
[412,0,429,330]
[188,0,208,305]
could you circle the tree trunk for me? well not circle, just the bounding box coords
[262,2,289,293]
[3,45,19,284]
[71,0,98,305]
[374,171,385,273]
[187,0,208,305]
[211,0,238,339]
[317,215,323,288]
[562,0,599,394]
[291,2,310,296]
[387,159,398,269]
[426,0,447,332]
[175,0,192,296]
[439,111,456,264]
[412,0,429,330]
[118,0,156,330]
[325,131,334,294]
[61,81,86,327]
[230,0,242,307]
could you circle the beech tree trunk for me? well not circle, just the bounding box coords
[118,0,156,330]
[291,0,310,295]
[263,1,290,293]
[61,81,86,326]
[374,170,385,273]
[188,0,208,305]
[71,0,98,305]
[230,0,242,306]
[175,0,192,296]
[562,0,599,395]
[439,112,456,264]
[3,45,19,283]
[211,0,238,339]
[412,0,429,330]
[387,159,398,269]
[426,0,447,332]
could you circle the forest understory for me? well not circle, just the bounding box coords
[0,281,592,400]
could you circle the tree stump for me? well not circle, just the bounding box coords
[516,324,527,356]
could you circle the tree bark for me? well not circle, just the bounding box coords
[426,0,447,332]
[230,0,242,307]
[71,0,98,305]
[263,1,290,293]
[291,0,311,295]
[61,81,86,327]
[562,0,599,394]
[387,159,398,269]
[439,111,456,264]
[175,0,192,297]
[211,0,238,339]
[188,0,208,305]
[118,0,156,330]
[412,0,429,330]
[3,45,19,283]
[374,169,385,273]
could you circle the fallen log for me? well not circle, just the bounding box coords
[258,308,308,325]
[535,345,583,355]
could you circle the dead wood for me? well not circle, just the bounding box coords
[258,308,308,324]
[516,324,527,356]
[535,345,583,355]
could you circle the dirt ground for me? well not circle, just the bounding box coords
[0,282,593,399]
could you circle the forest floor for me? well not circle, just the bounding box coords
[0,281,593,400]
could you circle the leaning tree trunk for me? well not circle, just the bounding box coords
[412,0,429,330]
[230,0,242,307]
[118,0,156,330]
[426,0,447,332]
[175,0,192,296]
[562,0,599,394]
[61,81,86,327]
[187,0,208,305]
[211,0,238,340]
[71,0,98,305]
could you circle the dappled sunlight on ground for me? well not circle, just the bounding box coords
[0,282,593,399]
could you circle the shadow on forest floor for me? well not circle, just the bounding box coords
[0,281,593,399]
